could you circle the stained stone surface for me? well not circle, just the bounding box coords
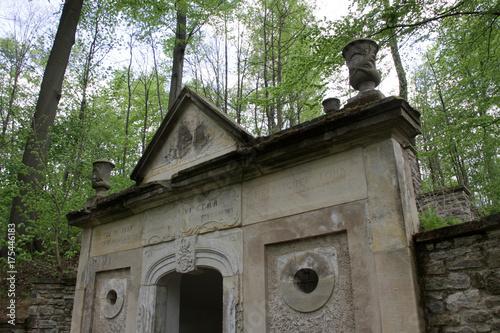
[416,215,500,332]
[141,184,242,247]
[266,233,355,332]
[243,148,367,225]
[143,203,179,246]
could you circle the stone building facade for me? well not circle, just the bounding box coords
[66,86,425,332]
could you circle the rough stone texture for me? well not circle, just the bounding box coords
[416,212,500,332]
[26,279,75,333]
[91,269,129,332]
[266,232,355,332]
[0,320,27,333]
[417,186,476,222]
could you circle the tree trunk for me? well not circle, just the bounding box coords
[150,33,164,119]
[168,8,187,110]
[389,37,408,100]
[123,36,134,174]
[3,0,83,257]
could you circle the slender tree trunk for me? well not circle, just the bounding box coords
[1,42,30,147]
[389,37,408,100]
[123,35,134,174]
[276,21,283,130]
[150,33,164,119]
[168,8,187,110]
[427,56,468,186]
[382,0,408,100]
[224,8,228,114]
[3,71,21,138]
[3,0,83,257]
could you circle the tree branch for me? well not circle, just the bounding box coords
[367,10,500,37]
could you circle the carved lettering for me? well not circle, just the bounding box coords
[181,185,241,235]
[243,149,367,224]
[91,215,143,257]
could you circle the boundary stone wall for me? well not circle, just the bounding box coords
[0,320,26,333]
[415,212,500,332]
[417,186,476,222]
[26,278,75,333]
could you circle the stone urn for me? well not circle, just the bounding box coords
[84,159,115,209]
[342,38,385,107]
[92,159,115,197]
[322,97,341,114]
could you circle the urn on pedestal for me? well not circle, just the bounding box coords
[342,38,385,108]
[84,159,115,208]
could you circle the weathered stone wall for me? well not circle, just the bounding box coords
[415,213,500,332]
[417,185,476,222]
[0,320,26,333]
[27,279,75,333]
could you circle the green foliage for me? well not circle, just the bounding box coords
[419,209,462,230]
[2,0,499,269]
[411,3,500,215]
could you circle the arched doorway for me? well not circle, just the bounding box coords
[155,268,223,333]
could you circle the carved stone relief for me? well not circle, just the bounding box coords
[175,236,197,273]
[150,105,237,179]
[143,203,179,246]
[278,249,336,313]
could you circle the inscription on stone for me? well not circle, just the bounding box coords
[243,149,367,224]
[181,184,241,235]
[91,216,143,257]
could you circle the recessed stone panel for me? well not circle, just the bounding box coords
[242,148,367,224]
[143,203,180,246]
[92,268,129,332]
[266,232,355,331]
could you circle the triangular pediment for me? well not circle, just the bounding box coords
[131,86,253,184]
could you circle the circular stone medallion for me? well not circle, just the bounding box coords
[100,278,126,319]
[279,250,336,312]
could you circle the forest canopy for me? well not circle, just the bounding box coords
[0,0,498,266]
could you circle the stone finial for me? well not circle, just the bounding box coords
[342,38,385,107]
[84,159,115,209]
[322,97,341,114]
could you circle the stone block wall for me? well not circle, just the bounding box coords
[27,279,75,333]
[417,185,476,222]
[415,212,500,332]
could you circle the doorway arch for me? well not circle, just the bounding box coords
[154,268,223,333]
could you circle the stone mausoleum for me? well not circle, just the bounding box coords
[67,39,426,332]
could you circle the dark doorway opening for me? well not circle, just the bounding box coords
[179,269,223,333]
